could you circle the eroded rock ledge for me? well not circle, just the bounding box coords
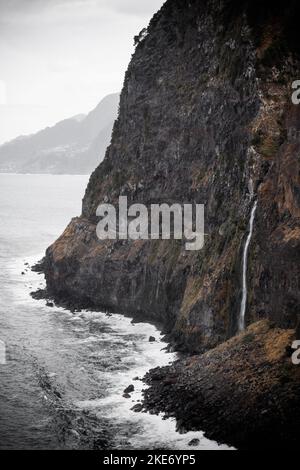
[142,321,300,449]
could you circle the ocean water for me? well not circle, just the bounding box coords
[0,174,229,450]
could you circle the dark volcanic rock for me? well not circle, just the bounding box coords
[31,258,46,273]
[30,288,47,300]
[43,0,300,353]
[143,321,300,449]
[188,439,200,447]
[149,336,156,343]
[124,385,135,394]
[131,404,143,413]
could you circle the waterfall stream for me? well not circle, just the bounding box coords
[0,174,231,450]
[239,200,258,331]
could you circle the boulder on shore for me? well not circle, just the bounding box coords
[143,321,300,450]
[124,385,134,394]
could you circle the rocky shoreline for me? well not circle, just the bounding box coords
[37,0,300,450]
[32,265,300,450]
[31,259,171,340]
[141,320,300,449]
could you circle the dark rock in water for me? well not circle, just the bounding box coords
[31,258,46,273]
[149,336,156,343]
[30,288,47,300]
[124,385,134,394]
[188,439,200,447]
[123,393,131,399]
[131,404,143,413]
[133,377,141,381]
[21,272,25,275]
[46,302,54,308]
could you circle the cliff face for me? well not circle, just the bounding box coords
[44,0,300,352]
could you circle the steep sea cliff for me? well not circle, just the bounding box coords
[41,0,300,448]
[44,0,300,351]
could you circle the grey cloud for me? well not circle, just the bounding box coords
[0,0,165,17]
[103,0,165,16]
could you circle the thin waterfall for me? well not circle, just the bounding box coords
[239,200,258,331]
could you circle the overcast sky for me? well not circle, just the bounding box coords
[0,0,165,144]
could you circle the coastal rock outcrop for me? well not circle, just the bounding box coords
[44,0,300,353]
[142,320,300,449]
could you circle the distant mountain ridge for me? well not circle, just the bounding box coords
[0,93,120,175]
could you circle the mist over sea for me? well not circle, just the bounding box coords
[0,174,228,450]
